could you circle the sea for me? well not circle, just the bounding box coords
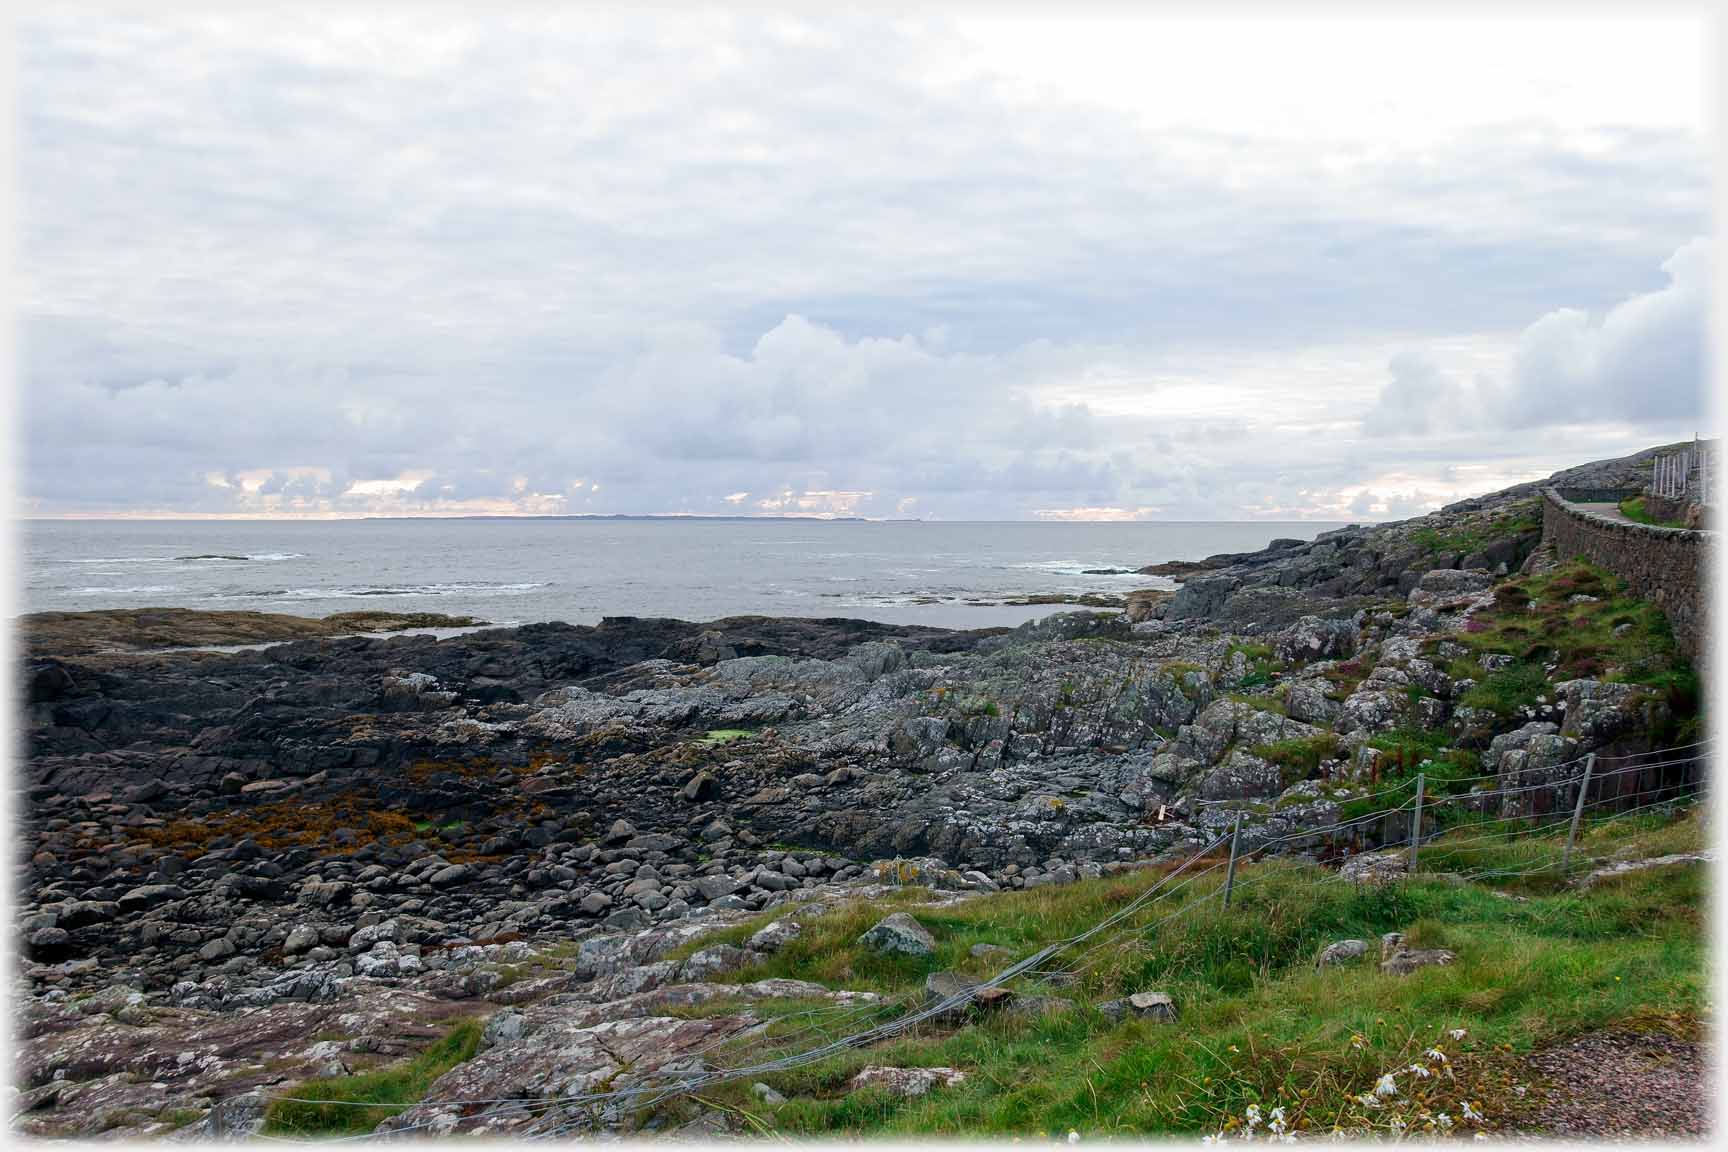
[20,518,1349,631]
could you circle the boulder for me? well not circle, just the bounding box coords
[849,1066,966,1097]
[857,912,936,958]
[283,925,321,956]
[1315,939,1368,970]
[1275,616,1358,664]
[1100,990,1177,1022]
[747,919,802,954]
[1378,931,1455,974]
[1380,947,1456,975]
[683,772,720,802]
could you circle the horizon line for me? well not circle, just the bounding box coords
[17,513,1373,525]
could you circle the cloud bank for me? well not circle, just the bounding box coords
[16,10,1713,521]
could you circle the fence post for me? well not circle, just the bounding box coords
[1408,772,1425,874]
[1562,754,1595,874]
[1223,811,1242,909]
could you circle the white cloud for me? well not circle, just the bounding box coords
[1360,352,1471,438]
[1360,238,1709,440]
[1495,237,1709,427]
[14,10,1714,521]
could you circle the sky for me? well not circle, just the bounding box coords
[14,6,1717,521]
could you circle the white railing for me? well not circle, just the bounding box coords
[1650,440,1713,505]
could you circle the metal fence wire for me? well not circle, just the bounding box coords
[248,738,1712,1141]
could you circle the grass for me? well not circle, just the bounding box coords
[1227,642,1283,688]
[669,805,1702,1138]
[1617,496,1688,529]
[1406,498,1541,558]
[1444,560,1697,741]
[1254,734,1342,785]
[698,728,755,746]
[262,1018,483,1137]
[1226,692,1287,716]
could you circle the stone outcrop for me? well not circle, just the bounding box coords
[1540,488,1709,662]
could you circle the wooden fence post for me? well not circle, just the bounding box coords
[1223,812,1242,909]
[1563,754,1596,874]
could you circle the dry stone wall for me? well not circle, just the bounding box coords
[1541,488,1710,664]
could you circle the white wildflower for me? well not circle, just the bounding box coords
[1330,1128,1346,1142]
[1460,1101,1483,1122]
[1374,1073,1399,1098]
[1068,1131,1081,1145]
[1436,1114,1453,1130]
[1245,1105,1262,1128]
[1202,1135,1224,1147]
[1409,1063,1431,1079]
[1424,1048,1448,1063]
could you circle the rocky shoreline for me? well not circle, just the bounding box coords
[12,446,1704,1139]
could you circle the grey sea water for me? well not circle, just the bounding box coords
[22,518,1349,630]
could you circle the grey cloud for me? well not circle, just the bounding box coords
[15,13,1714,521]
[1361,238,1708,439]
[1361,352,1471,437]
[1495,237,1708,427]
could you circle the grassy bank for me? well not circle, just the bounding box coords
[1617,496,1689,529]
[674,806,1704,1137]
[257,804,1703,1140]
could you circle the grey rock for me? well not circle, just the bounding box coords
[858,912,936,958]
[1316,939,1369,970]
[283,925,321,956]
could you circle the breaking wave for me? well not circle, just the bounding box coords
[229,581,551,601]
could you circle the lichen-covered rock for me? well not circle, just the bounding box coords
[1341,851,1407,885]
[1275,616,1359,664]
[1555,679,1659,749]
[1099,989,1178,1022]
[1281,677,1344,726]
[1489,722,1582,817]
[1380,947,1456,975]
[858,912,936,957]
[1197,750,1283,800]
[850,1065,967,1097]
[1316,938,1369,969]
[1337,685,1406,735]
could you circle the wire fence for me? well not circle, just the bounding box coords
[250,737,1712,1141]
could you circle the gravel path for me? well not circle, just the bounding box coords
[1520,1030,1709,1139]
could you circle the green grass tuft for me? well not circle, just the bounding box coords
[1617,496,1688,529]
[262,1018,483,1137]
[698,728,756,746]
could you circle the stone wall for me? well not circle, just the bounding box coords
[1541,487,1711,664]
